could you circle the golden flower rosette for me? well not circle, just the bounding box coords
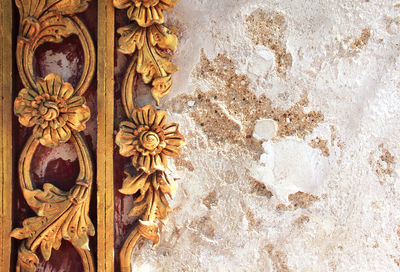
[14,74,90,148]
[115,105,185,272]
[115,105,185,243]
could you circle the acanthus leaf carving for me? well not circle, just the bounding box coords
[117,23,178,104]
[11,184,94,261]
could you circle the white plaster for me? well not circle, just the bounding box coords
[253,118,278,140]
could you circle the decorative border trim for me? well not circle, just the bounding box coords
[113,1,186,271]
[0,0,13,270]
[97,1,115,271]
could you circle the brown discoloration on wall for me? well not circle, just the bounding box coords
[370,144,395,184]
[174,155,195,172]
[202,190,218,209]
[266,244,291,272]
[377,147,395,176]
[295,215,310,225]
[277,191,320,210]
[289,191,320,209]
[245,209,260,231]
[191,216,216,239]
[246,8,292,78]
[169,52,323,158]
[310,137,330,157]
[350,28,370,50]
[250,178,273,198]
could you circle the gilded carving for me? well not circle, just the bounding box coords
[114,0,178,27]
[116,105,185,174]
[11,1,95,271]
[14,74,90,148]
[115,0,179,105]
[114,1,186,271]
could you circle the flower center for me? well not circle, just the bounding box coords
[39,101,59,121]
[140,131,160,151]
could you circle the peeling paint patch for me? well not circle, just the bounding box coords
[310,137,330,157]
[169,52,323,159]
[350,28,370,50]
[246,8,292,78]
[277,191,319,211]
[370,144,395,184]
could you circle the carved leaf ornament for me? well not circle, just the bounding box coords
[114,0,186,271]
[11,0,96,271]
[10,0,187,271]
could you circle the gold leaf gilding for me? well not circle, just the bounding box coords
[114,0,186,269]
[12,1,95,271]
[117,23,178,104]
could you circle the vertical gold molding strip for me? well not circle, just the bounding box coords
[97,1,115,272]
[0,0,12,270]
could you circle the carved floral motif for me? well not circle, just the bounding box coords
[12,0,96,271]
[113,1,187,271]
[14,74,90,147]
[116,105,185,174]
[114,0,179,105]
[113,0,178,27]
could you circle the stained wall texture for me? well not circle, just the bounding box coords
[123,0,400,271]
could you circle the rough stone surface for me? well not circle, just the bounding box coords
[123,0,400,271]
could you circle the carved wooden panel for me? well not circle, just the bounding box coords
[0,0,187,271]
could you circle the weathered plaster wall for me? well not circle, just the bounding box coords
[129,0,400,271]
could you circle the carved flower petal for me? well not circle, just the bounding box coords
[59,82,75,100]
[39,126,59,147]
[127,5,165,27]
[57,126,72,143]
[133,153,166,174]
[116,124,136,157]
[49,117,66,129]
[17,88,37,101]
[33,124,44,140]
[154,110,167,127]
[15,109,36,128]
[162,144,181,157]
[165,136,185,148]
[131,105,158,126]
[66,104,90,132]
[153,154,167,172]
[14,93,37,127]
[120,144,136,157]
[162,123,179,135]
[66,96,85,108]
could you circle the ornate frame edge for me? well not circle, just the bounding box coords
[97,1,115,271]
[0,0,13,270]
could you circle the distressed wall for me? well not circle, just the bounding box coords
[126,0,400,271]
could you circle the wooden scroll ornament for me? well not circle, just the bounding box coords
[113,0,186,271]
[11,1,96,271]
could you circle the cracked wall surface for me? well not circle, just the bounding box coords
[117,0,400,271]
